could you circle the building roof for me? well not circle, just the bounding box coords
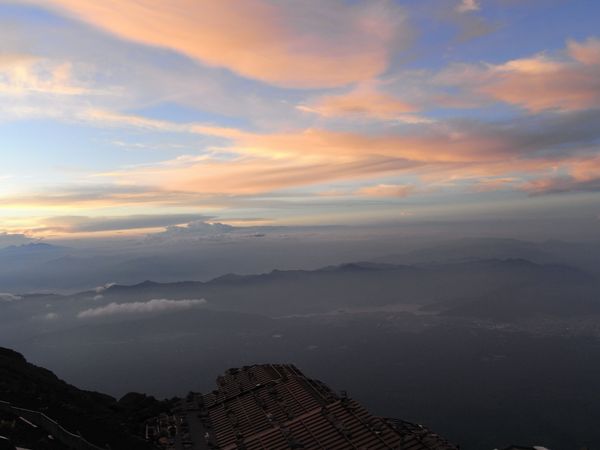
[186,364,458,450]
[500,447,550,450]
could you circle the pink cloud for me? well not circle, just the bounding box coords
[456,0,480,13]
[357,184,415,197]
[0,55,88,96]
[298,84,417,120]
[437,37,600,112]
[520,156,600,195]
[568,37,600,65]
[32,0,407,88]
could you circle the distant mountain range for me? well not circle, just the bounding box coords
[64,257,598,320]
[0,242,62,254]
[2,237,600,292]
[1,257,596,350]
[374,237,600,267]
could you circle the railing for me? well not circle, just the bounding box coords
[0,400,106,450]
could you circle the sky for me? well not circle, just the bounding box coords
[1,0,600,240]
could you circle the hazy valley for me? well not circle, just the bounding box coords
[2,238,600,449]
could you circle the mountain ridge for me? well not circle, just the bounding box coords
[0,347,172,450]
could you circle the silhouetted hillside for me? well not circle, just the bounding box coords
[0,347,172,449]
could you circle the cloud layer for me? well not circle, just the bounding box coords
[78,298,207,319]
[460,37,600,112]
[44,214,212,233]
[0,293,22,302]
[0,232,35,248]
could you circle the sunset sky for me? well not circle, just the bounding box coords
[1,0,600,239]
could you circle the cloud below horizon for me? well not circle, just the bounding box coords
[43,214,213,233]
[78,298,207,319]
[0,232,35,248]
[0,293,22,302]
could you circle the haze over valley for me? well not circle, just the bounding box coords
[2,234,600,449]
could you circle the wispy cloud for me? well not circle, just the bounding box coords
[78,298,207,319]
[298,83,417,120]
[357,184,415,198]
[43,214,212,233]
[149,221,235,241]
[0,54,89,96]
[0,293,22,302]
[456,0,481,13]
[3,106,599,221]
[94,283,116,294]
[437,37,600,112]
[521,156,600,195]
[30,0,408,88]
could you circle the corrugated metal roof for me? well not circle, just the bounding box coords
[190,364,458,450]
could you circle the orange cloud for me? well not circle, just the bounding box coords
[569,156,600,182]
[357,184,414,197]
[80,109,244,140]
[456,0,480,13]
[0,55,88,96]
[225,127,517,163]
[483,61,599,112]
[298,84,417,120]
[96,129,572,198]
[425,37,600,112]
[470,177,519,192]
[294,37,600,119]
[100,155,422,196]
[78,110,517,164]
[568,37,600,65]
[442,37,600,112]
[2,124,596,225]
[519,156,600,195]
[89,105,600,197]
[32,0,406,88]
